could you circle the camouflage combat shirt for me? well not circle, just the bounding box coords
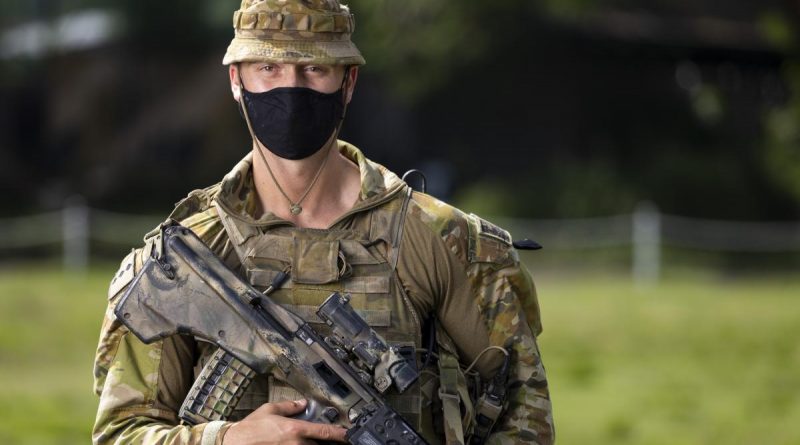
[92,141,554,444]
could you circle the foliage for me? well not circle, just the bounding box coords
[454,161,637,218]
[347,0,492,101]
[1,264,799,444]
[453,181,519,217]
[2,0,800,219]
[764,102,800,202]
[760,11,800,205]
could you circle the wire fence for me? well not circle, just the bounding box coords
[1,198,799,283]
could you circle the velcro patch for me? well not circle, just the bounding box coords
[468,214,512,264]
[478,217,512,246]
[108,250,136,300]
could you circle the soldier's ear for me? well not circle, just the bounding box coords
[229,64,242,102]
[344,66,358,105]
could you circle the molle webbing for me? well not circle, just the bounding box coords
[249,269,391,295]
[279,303,391,327]
[438,353,465,445]
[211,185,424,428]
[214,186,413,277]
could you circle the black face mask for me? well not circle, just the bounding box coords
[240,85,345,160]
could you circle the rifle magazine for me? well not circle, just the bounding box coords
[180,348,256,425]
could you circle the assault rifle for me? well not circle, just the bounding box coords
[114,222,428,445]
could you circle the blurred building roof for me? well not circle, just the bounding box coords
[1,9,118,60]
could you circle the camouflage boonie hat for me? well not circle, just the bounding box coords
[223,0,366,66]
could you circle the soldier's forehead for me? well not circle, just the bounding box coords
[239,61,344,69]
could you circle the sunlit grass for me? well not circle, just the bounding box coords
[0,262,798,444]
[0,262,114,445]
[535,271,800,445]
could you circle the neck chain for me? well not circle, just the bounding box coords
[254,140,331,215]
[238,67,350,216]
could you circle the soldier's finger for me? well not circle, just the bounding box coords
[298,422,348,442]
[261,399,308,416]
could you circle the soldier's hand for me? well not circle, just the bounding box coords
[222,399,348,445]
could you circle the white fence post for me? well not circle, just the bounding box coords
[632,201,661,286]
[63,195,89,272]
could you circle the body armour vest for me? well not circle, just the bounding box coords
[211,184,443,442]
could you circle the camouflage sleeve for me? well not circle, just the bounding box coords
[468,260,555,445]
[92,236,234,444]
[398,195,554,444]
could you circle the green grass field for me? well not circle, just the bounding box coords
[0,263,798,444]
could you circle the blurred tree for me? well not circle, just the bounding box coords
[761,11,800,205]
[348,0,492,101]
[1,0,800,221]
[764,107,800,201]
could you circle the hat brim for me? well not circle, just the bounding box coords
[223,37,365,66]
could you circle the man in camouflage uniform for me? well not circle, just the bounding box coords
[93,1,554,444]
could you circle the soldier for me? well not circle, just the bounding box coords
[92,0,555,444]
